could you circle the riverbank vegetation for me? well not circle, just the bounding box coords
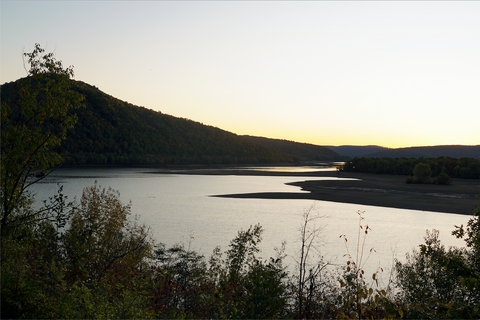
[329,145,480,159]
[341,156,480,179]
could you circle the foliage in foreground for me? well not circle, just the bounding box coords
[1,183,153,319]
[395,201,480,319]
[2,182,479,319]
[1,43,84,238]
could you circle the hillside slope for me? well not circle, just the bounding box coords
[244,136,348,161]
[324,145,388,158]
[1,79,296,165]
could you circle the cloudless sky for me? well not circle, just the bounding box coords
[2,1,479,148]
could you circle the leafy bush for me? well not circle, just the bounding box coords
[151,224,288,319]
[413,162,432,184]
[395,202,480,319]
[435,172,453,185]
[0,183,154,319]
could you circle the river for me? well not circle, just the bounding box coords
[30,166,470,285]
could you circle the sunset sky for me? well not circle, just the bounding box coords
[2,1,479,148]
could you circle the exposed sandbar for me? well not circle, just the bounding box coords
[150,168,479,215]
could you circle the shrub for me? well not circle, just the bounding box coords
[435,172,453,185]
[413,163,432,184]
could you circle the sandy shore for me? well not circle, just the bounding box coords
[150,168,479,215]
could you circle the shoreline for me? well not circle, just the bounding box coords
[150,168,479,215]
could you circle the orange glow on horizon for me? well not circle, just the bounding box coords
[236,129,477,149]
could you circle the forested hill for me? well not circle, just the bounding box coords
[324,145,388,158]
[1,78,296,165]
[244,136,349,161]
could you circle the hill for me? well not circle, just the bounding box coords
[368,145,480,159]
[325,145,480,159]
[324,145,388,158]
[1,78,296,165]
[244,136,348,161]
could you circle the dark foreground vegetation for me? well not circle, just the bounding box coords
[2,44,480,319]
[2,182,480,319]
[342,156,480,179]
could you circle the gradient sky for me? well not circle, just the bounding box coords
[2,1,479,148]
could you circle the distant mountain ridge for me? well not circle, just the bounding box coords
[325,145,480,159]
[368,145,480,159]
[244,136,348,161]
[324,145,388,158]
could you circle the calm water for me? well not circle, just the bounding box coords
[31,167,470,283]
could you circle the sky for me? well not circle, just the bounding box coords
[1,1,479,148]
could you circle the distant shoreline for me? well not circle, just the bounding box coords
[149,168,479,215]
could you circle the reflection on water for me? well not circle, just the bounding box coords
[250,162,344,173]
[247,166,338,172]
[158,164,342,173]
[30,166,470,283]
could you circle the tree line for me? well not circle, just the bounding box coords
[341,156,480,179]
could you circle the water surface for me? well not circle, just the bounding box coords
[31,167,470,283]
